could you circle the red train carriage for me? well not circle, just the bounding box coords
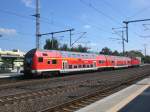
[24,49,141,76]
[131,57,141,66]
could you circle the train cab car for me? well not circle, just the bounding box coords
[24,49,99,75]
[34,50,62,74]
[24,49,36,74]
[24,49,62,75]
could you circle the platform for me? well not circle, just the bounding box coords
[76,76,150,112]
[0,72,23,78]
[119,87,150,112]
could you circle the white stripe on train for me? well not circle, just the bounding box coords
[32,65,134,74]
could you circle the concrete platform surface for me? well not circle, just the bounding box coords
[119,87,150,112]
[76,77,150,112]
[0,72,23,78]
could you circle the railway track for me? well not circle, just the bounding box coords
[40,70,150,112]
[0,66,147,90]
[0,65,149,112]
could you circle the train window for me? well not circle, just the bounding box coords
[77,54,80,58]
[83,65,86,68]
[69,65,72,69]
[25,58,33,66]
[38,57,43,62]
[82,55,84,58]
[68,54,71,57]
[86,55,88,58]
[79,65,82,68]
[47,60,50,64]
[43,53,48,56]
[74,65,77,68]
[112,61,115,64]
[91,64,93,67]
[99,60,104,64]
[87,65,89,68]
[62,54,65,57]
[72,54,76,58]
[75,54,77,58]
[52,60,57,64]
[99,60,101,64]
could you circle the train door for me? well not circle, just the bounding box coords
[62,61,68,69]
[93,61,96,67]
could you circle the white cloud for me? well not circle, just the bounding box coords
[21,0,34,8]
[83,25,91,29]
[0,28,17,36]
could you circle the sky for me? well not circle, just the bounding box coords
[0,0,150,55]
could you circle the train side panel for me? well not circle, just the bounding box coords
[24,49,141,76]
[131,57,141,66]
[96,55,107,69]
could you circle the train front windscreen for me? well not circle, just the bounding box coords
[24,49,36,74]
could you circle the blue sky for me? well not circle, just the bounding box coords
[0,0,150,55]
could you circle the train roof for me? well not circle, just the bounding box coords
[38,49,98,59]
[26,49,133,59]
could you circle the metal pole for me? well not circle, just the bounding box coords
[144,47,146,56]
[70,30,72,48]
[125,22,128,43]
[112,27,126,55]
[123,19,150,43]
[52,33,54,49]
[144,44,147,56]
[36,0,40,49]
[41,29,74,49]
[122,31,125,55]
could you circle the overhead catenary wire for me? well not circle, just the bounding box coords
[0,8,74,44]
[100,0,127,18]
[0,3,114,41]
[127,6,150,19]
[80,0,122,26]
[0,9,70,30]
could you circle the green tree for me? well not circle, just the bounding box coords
[100,47,112,55]
[112,50,120,56]
[125,50,144,58]
[44,39,59,50]
[43,39,88,53]
[76,45,88,52]
[143,56,150,63]
[60,44,69,51]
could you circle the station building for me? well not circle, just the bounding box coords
[0,49,25,73]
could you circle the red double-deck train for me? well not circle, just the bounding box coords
[24,49,141,76]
